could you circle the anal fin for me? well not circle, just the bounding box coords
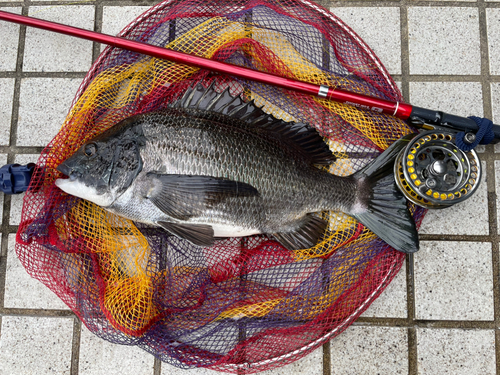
[273,214,327,251]
[158,221,214,247]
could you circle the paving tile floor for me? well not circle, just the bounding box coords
[0,1,499,374]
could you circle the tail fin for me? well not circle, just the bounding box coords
[350,135,419,253]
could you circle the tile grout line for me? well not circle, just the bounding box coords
[7,0,28,157]
[482,150,500,374]
[322,341,331,375]
[419,234,495,241]
[487,186,500,375]
[19,0,160,6]
[320,15,332,375]
[477,0,500,372]
[153,356,162,375]
[398,1,419,375]
[478,0,493,121]
[0,72,88,80]
[484,154,500,373]
[93,0,102,62]
[399,0,410,105]
[6,72,500,81]
[0,307,75,318]
[70,318,82,375]
[406,252,417,375]
[354,317,498,329]
[4,72,500,81]
[326,1,500,8]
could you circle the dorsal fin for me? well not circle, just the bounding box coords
[170,83,335,165]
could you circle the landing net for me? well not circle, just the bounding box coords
[16,0,425,372]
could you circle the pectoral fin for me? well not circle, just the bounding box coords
[146,173,259,221]
[158,221,214,247]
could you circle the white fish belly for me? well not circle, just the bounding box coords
[211,224,261,238]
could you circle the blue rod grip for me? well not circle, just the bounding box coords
[0,163,35,194]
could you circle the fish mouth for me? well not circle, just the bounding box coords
[56,162,71,176]
[56,162,81,181]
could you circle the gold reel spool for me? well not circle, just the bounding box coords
[394,131,481,209]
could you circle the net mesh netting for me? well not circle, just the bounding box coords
[16,0,425,372]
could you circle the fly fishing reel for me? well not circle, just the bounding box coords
[394,130,481,209]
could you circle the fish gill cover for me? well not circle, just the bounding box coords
[16,0,425,372]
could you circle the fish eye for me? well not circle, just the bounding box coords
[84,143,97,157]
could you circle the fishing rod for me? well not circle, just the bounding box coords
[1,10,498,140]
[0,10,496,208]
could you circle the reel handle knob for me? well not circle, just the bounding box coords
[426,178,437,189]
[463,132,476,144]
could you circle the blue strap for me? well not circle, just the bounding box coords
[455,116,495,152]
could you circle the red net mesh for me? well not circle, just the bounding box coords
[16,0,425,372]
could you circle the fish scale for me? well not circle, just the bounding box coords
[140,112,337,218]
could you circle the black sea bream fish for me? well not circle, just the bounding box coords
[55,84,419,253]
